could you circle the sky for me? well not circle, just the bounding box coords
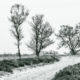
[0,0,80,54]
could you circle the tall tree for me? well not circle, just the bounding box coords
[27,15,54,56]
[56,25,80,55]
[9,4,29,58]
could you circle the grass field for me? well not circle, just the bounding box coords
[0,54,36,61]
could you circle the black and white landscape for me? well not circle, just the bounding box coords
[0,0,80,80]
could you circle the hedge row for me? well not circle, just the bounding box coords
[0,55,59,73]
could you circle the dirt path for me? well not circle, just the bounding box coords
[0,56,80,80]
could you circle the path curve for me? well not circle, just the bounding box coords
[0,56,80,80]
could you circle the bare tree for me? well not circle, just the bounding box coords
[9,4,29,59]
[27,15,54,56]
[56,25,80,55]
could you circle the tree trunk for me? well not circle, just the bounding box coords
[18,41,21,59]
[36,52,39,60]
[36,34,39,57]
[36,51,39,57]
[18,46,21,59]
[71,48,76,55]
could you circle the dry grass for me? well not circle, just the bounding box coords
[0,55,36,61]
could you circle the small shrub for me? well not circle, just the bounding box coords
[18,62,25,67]
[32,58,39,64]
[38,58,43,63]
[0,64,13,73]
[3,67,13,73]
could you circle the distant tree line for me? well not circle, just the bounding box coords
[9,4,80,59]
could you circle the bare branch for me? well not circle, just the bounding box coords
[27,15,54,56]
[56,25,80,55]
[9,4,29,58]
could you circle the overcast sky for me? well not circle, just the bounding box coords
[0,0,80,54]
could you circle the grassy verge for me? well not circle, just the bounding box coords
[0,55,59,73]
[52,62,80,80]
